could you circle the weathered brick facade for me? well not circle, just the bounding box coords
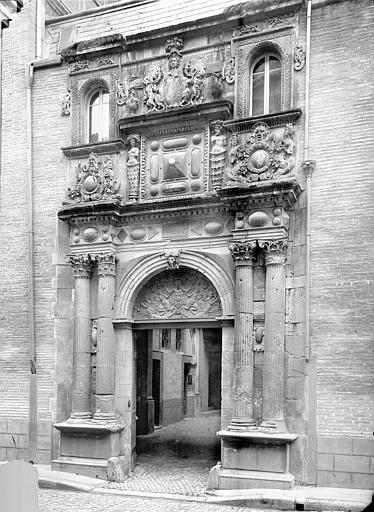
[0,0,372,490]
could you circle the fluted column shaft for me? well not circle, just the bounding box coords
[69,254,93,421]
[261,240,288,431]
[94,252,118,422]
[228,242,256,429]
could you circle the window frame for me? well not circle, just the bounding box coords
[249,52,282,117]
[86,87,110,144]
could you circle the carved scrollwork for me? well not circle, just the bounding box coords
[61,90,71,116]
[134,269,222,320]
[258,239,288,265]
[294,43,306,71]
[226,123,296,186]
[229,241,257,265]
[221,57,235,84]
[65,153,122,204]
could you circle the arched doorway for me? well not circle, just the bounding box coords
[132,268,222,460]
[113,251,235,475]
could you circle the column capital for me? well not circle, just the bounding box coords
[67,253,94,278]
[94,252,117,276]
[229,241,257,265]
[259,239,288,265]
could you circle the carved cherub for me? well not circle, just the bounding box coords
[143,68,166,111]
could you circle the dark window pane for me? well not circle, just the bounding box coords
[252,71,265,116]
[269,67,281,113]
[253,58,265,74]
[269,56,281,70]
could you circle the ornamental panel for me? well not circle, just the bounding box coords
[133,269,222,320]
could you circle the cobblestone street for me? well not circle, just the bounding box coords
[38,489,279,512]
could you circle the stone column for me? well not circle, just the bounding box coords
[68,254,94,421]
[93,252,119,422]
[228,241,257,429]
[260,239,288,432]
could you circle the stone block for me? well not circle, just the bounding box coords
[37,421,52,436]
[352,438,374,456]
[334,454,370,473]
[286,376,305,400]
[0,434,17,448]
[351,472,374,490]
[317,453,334,470]
[317,470,352,488]
[222,442,287,473]
[0,447,7,460]
[0,418,8,433]
[318,436,353,454]
[7,419,29,435]
[36,449,52,465]
[286,335,304,356]
[5,448,28,461]
[37,435,51,451]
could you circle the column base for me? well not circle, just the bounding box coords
[209,429,297,491]
[207,464,295,490]
[226,417,257,432]
[68,412,92,422]
[53,421,127,482]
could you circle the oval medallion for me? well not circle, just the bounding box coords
[250,149,269,170]
[248,211,269,227]
[83,227,98,242]
[150,154,160,183]
[83,175,98,193]
[130,228,146,241]
[204,221,224,235]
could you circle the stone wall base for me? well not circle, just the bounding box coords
[207,464,295,490]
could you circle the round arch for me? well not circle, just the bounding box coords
[114,250,235,320]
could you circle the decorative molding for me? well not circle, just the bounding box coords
[294,43,306,71]
[64,153,122,204]
[210,120,227,192]
[224,109,301,133]
[238,13,297,35]
[94,252,117,276]
[226,122,295,186]
[133,268,222,320]
[229,241,257,265]
[61,90,71,116]
[61,33,127,63]
[259,239,288,265]
[67,253,94,277]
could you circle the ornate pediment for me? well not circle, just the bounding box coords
[133,269,222,320]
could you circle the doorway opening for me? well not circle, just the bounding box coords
[134,326,221,464]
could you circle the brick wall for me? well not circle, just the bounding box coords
[309,0,374,488]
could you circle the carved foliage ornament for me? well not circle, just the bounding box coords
[227,122,295,185]
[134,269,222,320]
[94,252,117,276]
[239,13,297,34]
[294,43,306,71]
[61,90,71,116]
[67,253,94,277]
[229,241,257,264]
[65,153,122,204]
[258,239,288,265]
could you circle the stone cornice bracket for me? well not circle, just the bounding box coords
[302,159,316,179]
[93,252,118,276]
[164,250,180,270]
[259,239,288,265]
[229,241,257,266]
[67,253,94,278]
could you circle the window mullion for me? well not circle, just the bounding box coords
[264,56,269,115]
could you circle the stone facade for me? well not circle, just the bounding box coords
[0,0,373,490]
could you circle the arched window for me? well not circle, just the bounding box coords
[250,54,281,116]
[87,89,109,143]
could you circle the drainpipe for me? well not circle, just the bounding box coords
[302,0,315,362]
[26,60,37,463]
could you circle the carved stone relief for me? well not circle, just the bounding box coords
[64,152,122,204]
[210,120,227,192]
[70,223,115,245]
[142,128,207,200]
[238,13,297,34]
[133,269,222,320]
[61,90,71,116]
[225,122,295,186]
[233,207,289,231]
[126,134,141,202]
[294,43,306,71]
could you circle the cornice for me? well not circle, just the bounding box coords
[119,101,233,134]
[224,109,302,133]
[62,139,127,159]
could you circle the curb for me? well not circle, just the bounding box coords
[38,477,372,511]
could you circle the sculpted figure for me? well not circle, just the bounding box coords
[143,67,166,112]
[126,134,140,202]
[61,90,71,116]
[210,120,227,192]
